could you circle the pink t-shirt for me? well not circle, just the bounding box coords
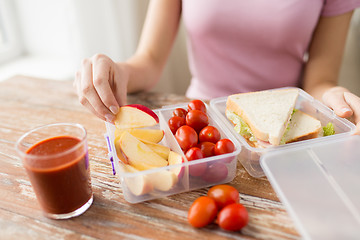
[183,0,360,99]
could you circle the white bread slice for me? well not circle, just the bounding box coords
[226,88,299,145]
[282,110,321,144]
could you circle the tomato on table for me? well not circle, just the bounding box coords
[207,184,239,209]
[217,203,248,231]
[187,184,249,230]
[188,196,218,228]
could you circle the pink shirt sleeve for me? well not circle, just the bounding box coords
[322,0,360,16]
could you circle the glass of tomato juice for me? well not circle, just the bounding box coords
[15,123,93,219]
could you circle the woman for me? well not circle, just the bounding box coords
[74,0,360,133]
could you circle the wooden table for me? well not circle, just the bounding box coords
[0,76,301,240]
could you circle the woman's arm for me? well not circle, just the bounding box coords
[74,0,181,122]
[125,0,182,93]
[302,11,360,133]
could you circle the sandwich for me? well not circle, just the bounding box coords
[281,109,322,144]
[225,89,331,148]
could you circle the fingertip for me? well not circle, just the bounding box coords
[341,107,353,115]
[109,105,119,115]
[353,123,360,136]
[335,107,353,118]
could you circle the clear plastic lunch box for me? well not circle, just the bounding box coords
[210,87,356,178]
[105,87,360,239]
[210,87,360,239]
[105,103,241,204]
[260,136,360,239]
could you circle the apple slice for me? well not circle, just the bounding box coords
[140,140,170,160]
[168,151,185,179]
[115,128,164,143]
[123,164,153,196]
[119,131,168,171]
[114,136,128,164]
[114,104,159,129]
[148,170,178,192]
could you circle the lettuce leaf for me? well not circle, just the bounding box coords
[279,109,298,145]
[323,122,335,136]
[226,111,256,142]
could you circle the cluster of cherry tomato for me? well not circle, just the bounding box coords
[168,100,236,179]
[188,184,249,231]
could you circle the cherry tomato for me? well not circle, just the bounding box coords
[207,184,239,209]
[188,99,206,113]
[186,110,209,132]
[190,162,208,177]
[186,147,207,177]
[214,139,235,155]
[172,108,188,119]
[217,203,248,231]
[202,161,228,183]
[188,196,218,228]
[168,116,186,134]
[175,125,198,151]
[198,141,215,157]
[199,126,221,144]
[185,147,204,161]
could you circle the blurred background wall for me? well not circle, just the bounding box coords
[0,0,358,96]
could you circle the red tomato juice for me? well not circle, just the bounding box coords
[25,135,92,215]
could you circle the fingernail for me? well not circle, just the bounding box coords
[105,114,115,123]
[109,106,119,115]
[341,107,352,114]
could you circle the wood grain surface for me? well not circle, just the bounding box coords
[0,76,301,240]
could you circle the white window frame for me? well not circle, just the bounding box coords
[0,0,22,65]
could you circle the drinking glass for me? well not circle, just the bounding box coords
[16,123,93,219]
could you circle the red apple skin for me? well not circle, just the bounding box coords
[115,104,159,129]
[124,104,159,123]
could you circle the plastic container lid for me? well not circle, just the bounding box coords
[260,135,360,240]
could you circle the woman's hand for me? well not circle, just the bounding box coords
[73,1,182,123]
[322,86,360,134]
[74,54,129,122]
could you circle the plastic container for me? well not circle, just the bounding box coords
[105,87,360,238]
[210,87,356,178]
[260,136,360,239]
[105,103,241,203]
[210,87,360,238]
